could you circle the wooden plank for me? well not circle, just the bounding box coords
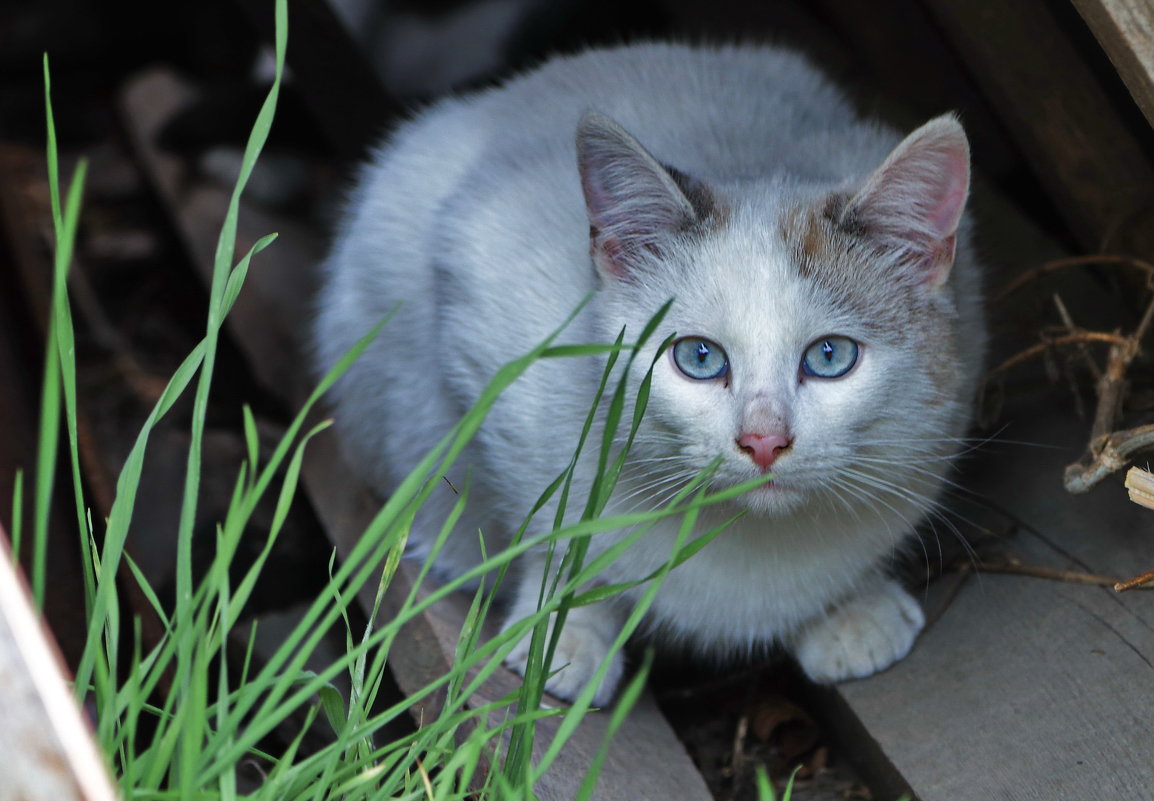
[0,526,118,801]
[919,0,1154,257]
[119,67,714,801]
[804,182,1154,798]
[1071,0,1154,130]
[830,394,1154,799]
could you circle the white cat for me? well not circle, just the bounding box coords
[314,42,985,706]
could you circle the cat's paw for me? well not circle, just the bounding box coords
[503,609,624,707]
[791,580,924,683]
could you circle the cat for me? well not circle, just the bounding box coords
[313,42,986,706]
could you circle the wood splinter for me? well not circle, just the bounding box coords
[1124,466,1154,511]
[1113,467,1154,592]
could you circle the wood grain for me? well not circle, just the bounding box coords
[824,221,1154,798]
[0,529,118,801]
[1071,0,1154,129]
[919,0,1154,257]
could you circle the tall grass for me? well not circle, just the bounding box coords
[20,3,801,799]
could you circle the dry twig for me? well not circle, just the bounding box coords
[997,254,1154,300]
[1052,293,1101,381]
[985,332,1131,381]
[949,558,1154,592]
[1065,424,1154,493]
[965,560,1139,588]
[1115,569,1154,592]
[1064,290,1154,493]
[991,254,1154,493]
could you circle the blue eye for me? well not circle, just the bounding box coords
[801,336,859,378]
[672,337,729,380]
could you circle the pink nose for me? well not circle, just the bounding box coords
[737,432,792,471]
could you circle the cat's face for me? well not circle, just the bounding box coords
[577,111,973,524]
[600,202,966,520]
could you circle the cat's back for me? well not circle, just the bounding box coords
[379,43,879,189]
[326,42,898,343]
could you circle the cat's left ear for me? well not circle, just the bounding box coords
[576,112,700,281]
[845,114,970,289]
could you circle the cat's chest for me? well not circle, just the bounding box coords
[591,508,887,646]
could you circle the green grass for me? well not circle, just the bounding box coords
[19,4,803,799]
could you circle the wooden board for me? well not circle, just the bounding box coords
[119,67,714,801]
[829,389,1154,800]
[919,0,1154,257]
[1071,0,1154,129]
[0,528,118,801]
[810,182,1154,798]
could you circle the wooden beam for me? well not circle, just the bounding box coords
[0,527,118,801]
[1070,0,1154,129]
[919,0,1154,257]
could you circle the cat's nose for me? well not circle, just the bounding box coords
[736,432,792,471]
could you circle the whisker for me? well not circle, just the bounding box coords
[836,466,982,568]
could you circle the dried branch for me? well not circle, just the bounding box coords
[985,332,1131,381]
[1115,568,1154,592]
[1064,424,1154,492]
[996,255,1154,494]
[1052,293,1101,380]
[1063,293,1154,493]
[997,254,1154,300]
[963,560,1139,588]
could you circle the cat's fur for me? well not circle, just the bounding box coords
[314,42,985,705]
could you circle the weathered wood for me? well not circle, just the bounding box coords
[0,527,118,801]
[918,0,1154,257]
[808,185,1154,799]
[831,394,1154,799]
[120,67,714,801]
[1126,466,1154,511]
[1071,0,1154,130]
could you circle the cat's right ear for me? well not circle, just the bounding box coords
[576,112,697,281]
[843,114,970,290]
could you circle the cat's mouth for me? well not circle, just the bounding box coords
[751,478,793,495]
[731,472,809,516]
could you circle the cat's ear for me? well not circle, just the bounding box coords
[844,114,970,289]
[576,112,698,281]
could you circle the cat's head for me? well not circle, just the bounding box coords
[577,111,976,521]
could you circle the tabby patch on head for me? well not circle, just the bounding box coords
[784,115,969,324]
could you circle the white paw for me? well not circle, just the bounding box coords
[792,580,925,683]
[503,609,624,707]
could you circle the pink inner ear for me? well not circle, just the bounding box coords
[924,143,970,239]
[851,115,971,287]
